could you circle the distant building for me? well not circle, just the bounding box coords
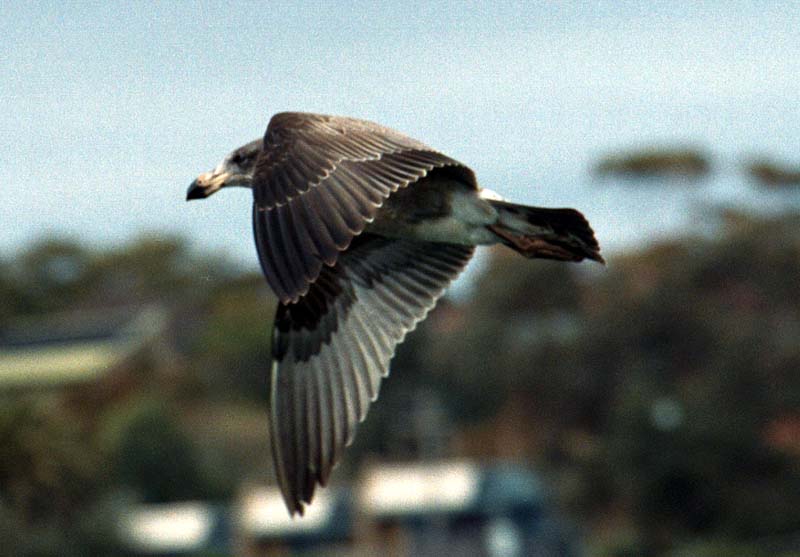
[117,461,578,556]
[238,486,352,556]
[119,501,231,556]
[0,305,173,413]
[358,461,580,557]
[236,461,578,557]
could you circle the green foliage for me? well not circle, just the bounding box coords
[0,258,21,324]
[593,215,800,539]
[400,211,800,548]
[1,234,236,317]
[86,234,232,304]
[2,239,90,316]
[3,213,800,552]
[101,395,228,502]
[0,400,123,556]
[669,539,781,557]
[189,275,276,402]
[0,400,98,523]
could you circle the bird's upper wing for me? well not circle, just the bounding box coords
[251,112,477,304]
[269,233,474,514]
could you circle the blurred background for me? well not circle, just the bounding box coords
[2,2,799,556]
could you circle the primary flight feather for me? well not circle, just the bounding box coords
[187,112,602,515]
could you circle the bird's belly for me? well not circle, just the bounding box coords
[368,215,494,244]
[367,186,498,245]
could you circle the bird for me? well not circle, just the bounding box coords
[187,112,602,515]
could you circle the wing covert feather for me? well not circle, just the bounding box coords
[251,112,477,303]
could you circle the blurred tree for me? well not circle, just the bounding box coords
[86,233,235,307]
[392,210,800,550]
[3,211,800,552]
[102,396,227,502]
[594,211,800,547]
[0,401,98,524]
[189,275,275,402]
[0,400,122,556]
[2,234,237,316]
[0,257,21,325]
[421,248,589,425]
[10,238,90,314]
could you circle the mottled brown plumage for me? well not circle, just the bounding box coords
[187,112,602,515]
[251,113,476,305]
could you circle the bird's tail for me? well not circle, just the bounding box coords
[486,199,604,263]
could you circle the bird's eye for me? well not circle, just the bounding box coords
[231,153,243,165]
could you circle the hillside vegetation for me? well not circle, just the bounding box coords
[1,211,799,555]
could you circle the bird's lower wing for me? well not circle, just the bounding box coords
[269,233,474,515]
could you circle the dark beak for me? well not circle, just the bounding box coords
[186,180,207,201]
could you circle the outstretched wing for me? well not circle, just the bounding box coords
[251,112,477,304]
[269,233,474,515]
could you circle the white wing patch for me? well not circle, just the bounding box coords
[478,187,506,201]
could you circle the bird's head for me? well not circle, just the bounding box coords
[187,138,263,200]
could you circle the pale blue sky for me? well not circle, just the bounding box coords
[3,1,799,265]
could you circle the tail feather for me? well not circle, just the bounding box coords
[487,200,604,264]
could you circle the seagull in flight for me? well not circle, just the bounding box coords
[187,112,602,515]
